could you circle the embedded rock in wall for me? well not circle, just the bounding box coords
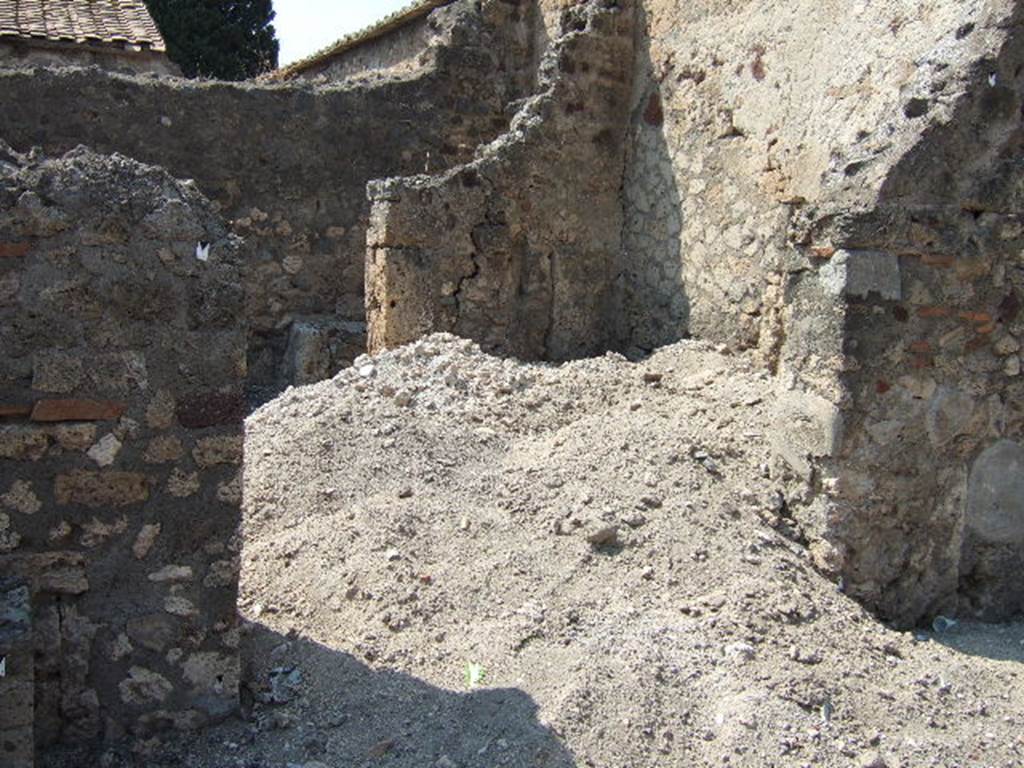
[0,145,246,755]
[0,578,33,768]
[960,440,1024,619]
[366,0,636,361]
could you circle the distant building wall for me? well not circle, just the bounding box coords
[0,39,178,76]
[285,10,437,83]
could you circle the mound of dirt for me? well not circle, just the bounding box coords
[151,335,1023,767]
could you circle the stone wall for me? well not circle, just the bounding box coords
[0,0,537,400]
[621,0,999,356]
[362,0,1024,627]
[366,0,635,361]
[0,146,246,751]
[791,2,1024,625]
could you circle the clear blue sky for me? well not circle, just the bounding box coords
[274,0,413,66]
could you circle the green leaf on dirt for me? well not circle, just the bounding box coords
[465,662,487,689]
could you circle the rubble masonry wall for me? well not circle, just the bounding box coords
[366,0,636,361]
[0,146,246,750]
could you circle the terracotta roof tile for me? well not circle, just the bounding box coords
[0,0,166,50]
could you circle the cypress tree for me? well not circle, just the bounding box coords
[145,0,280,80]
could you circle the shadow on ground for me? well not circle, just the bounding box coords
[929,619,1024,664]
[238,621,577,768]
[43,621,575,767]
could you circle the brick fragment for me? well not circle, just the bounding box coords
[958,311,992,324]
[0,404,32,419]
[920,253,954,268]
[916,306,950,319]
[31,399,126,422]
[0,242,30,258]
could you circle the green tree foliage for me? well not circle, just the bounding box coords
[144,0,279,80]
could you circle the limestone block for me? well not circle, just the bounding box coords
[50,424,96,451]
[132,524,162,560]
[771,389,843,478]
[966,440,1024,545]
[146,389,177,430]
[32,350,84,393]
[147,565,193,583]
[55,471,149,507]
[820,250,902,301]
[166,470,200,498]
[181,651,240,718]
[164,595,198,617]
[126,614,180,653]
[0,514,20,552]
[0,427,49,461]
[87,434,123,467]
[143,436,184,464]
[1,553,89,595]
[192,436,243,468]
[79,516,128,549]
[926,387,976,448]
[1,481,41,515]
[203,560,237,589]
[216,473,242,505]
[118,667,173,706]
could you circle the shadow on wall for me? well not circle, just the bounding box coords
[616,3,688,356]
[821,14,1024,625]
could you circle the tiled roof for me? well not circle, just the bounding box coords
[0,0,167,51]
[272,0,454,80]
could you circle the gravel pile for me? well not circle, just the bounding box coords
[125,334,1023,768]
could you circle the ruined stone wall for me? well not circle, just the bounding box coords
[0,0,536,399]
[792,4,1024,625]
[281,0,542,94]
[366,0,635,361]
[621,0,996,355]
[622,0,1023,627]
[0,146,246,751]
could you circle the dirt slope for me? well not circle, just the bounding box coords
[111,334,1024,767]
